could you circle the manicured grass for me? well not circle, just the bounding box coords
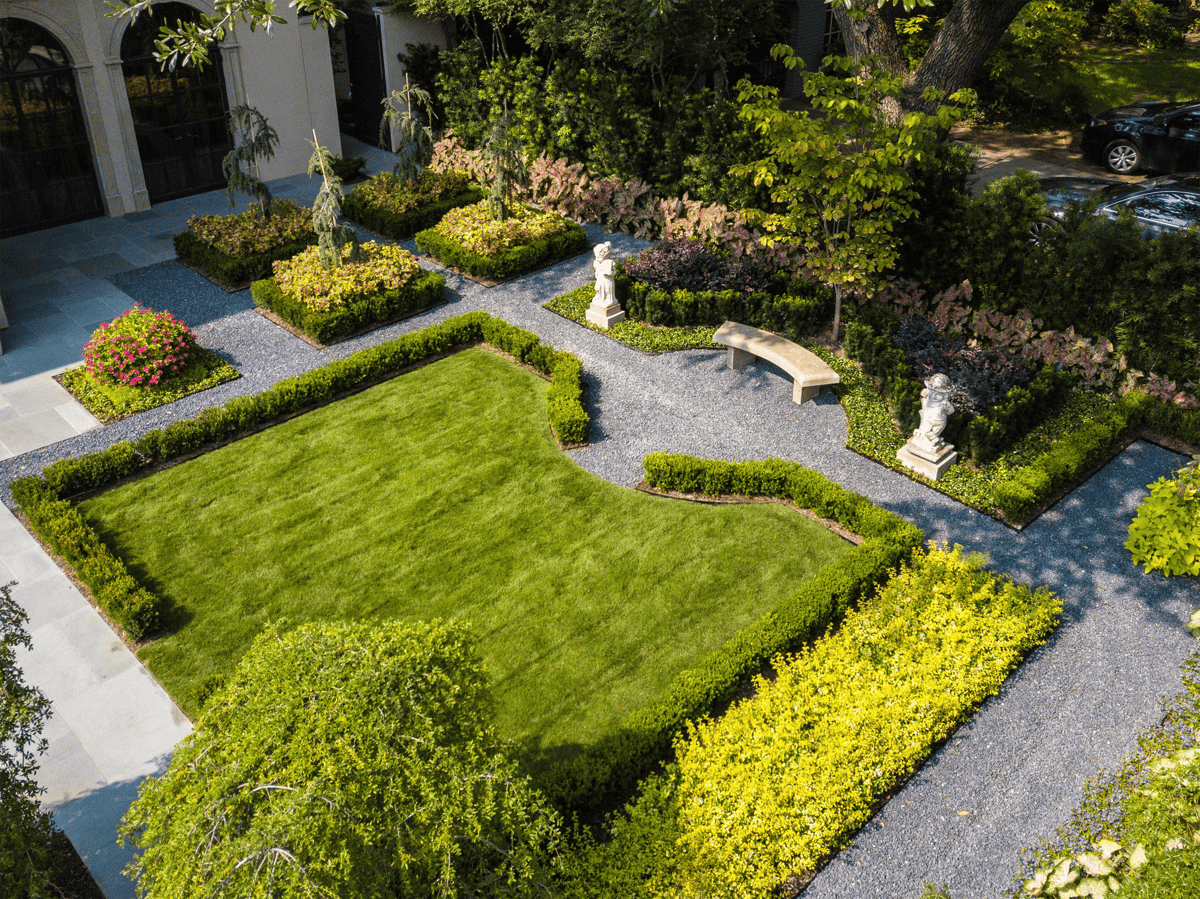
[78,348,849,771]
[1073,46,1200,110]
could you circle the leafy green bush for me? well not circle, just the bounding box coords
[328,153,365,182]
[557,545,1061,897]
[253,250,445,344]
[1103,0,1186,47]
[174,199,318,288]
[415,201,589,281]
[541,454,923,816]
[341,169,484,239]
[1126,455,1200,577]
[121,618,564,899]
[82,305,197,390]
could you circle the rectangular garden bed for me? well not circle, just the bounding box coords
[250,242,446,345]
[341,169,485,240]
[415,199,589,284]
[173,199,318,292]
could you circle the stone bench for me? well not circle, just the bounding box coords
[713,321,840,405]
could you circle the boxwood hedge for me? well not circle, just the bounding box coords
[173,230,317,290]
[415,220,589,282]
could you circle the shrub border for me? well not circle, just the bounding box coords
[9,312,588,644]
[250,265,447,345]
[540,452,924,817]
[172,230,318,292]
[341,180,487,240]
[414,214,590,284]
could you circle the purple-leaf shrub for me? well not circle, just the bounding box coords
[623,239,775,296]
[855,279,1199,410]
[83,304,197,391]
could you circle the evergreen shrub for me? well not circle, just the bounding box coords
[173,199,318,288]
[83,304,197,390]
[541,453,923,816]
[341,169,485,239]
[1126,454,1200,577]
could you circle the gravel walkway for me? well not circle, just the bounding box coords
[2,223,1197,899]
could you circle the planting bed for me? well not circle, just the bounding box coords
[341,169,485,240]
[74,349,850,771]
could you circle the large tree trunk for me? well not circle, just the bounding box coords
[832,0,1031,116]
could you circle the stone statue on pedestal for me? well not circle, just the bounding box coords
[897,373,959,480]
[586,242,626,329]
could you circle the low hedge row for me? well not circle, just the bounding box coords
[616,271,831,339]
[12,478,159,640]
[844,320,1072,465]
[540,453,923,816]
[173,230,317,289]
[415,221,590,281]
[342,185,486,240]
[250,267,446,345]
[10,313,589,640]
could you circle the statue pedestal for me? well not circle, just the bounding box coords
[586,300,625,329]
[897,440,958,481]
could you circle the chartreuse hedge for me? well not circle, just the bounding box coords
[415,214,589,282]
[556,545,1062,898]
[10,312,588,641]
[540,453,924,815]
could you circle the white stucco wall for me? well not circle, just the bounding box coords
[377,7,450,150]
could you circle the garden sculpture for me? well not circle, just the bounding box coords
[586,242,626,329]
[897,373,958,480]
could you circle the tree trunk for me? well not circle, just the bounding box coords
[832,0,1032,117]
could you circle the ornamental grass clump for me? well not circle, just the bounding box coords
[83,304,197,391]
[434,200,575,257]
[272,242,421,313]
[623,239,775,296]
[185,199,314,256]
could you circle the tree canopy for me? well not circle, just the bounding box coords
[120,618,563,899]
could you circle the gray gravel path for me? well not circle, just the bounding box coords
[2,223,1197,899]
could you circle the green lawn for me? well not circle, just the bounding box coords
[79,348,848,772]
[1074,46,1200,109]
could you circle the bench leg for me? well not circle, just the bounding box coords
[793,381,821,405]
[727,347,755,369]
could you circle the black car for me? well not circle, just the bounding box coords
[1032,172,1200,241]
[1081,101,1200,175]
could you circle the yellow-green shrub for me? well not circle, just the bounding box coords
[558,545,1062,898]
[272,241,421,312]
[433,200,575,256]
[1125,456,1200,577]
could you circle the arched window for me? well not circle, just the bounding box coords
[121,3,232,204]
[0,18,103,237]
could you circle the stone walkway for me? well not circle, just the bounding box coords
[0,139,1190,899]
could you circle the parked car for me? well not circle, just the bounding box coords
[1081,101,1200,175]
[1031,172,1200,242]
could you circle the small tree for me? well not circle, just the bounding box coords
[222,104,280,218]
[379,74,436,183]
[481,107,527,222]
[732,49,973,340]
[120,619,563,899]
[0,582,56,899]
[307,132,360,270]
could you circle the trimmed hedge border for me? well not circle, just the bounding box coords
[9,312,589,642]
[616,269,832,340]
[540,453,924,817]
[173,230,318,291]
[415,218,590,282]
[250,266,446,345]
[342,183,486,240]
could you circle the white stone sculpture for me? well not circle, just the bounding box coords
[586,241,625,329]
[897,373,958,480]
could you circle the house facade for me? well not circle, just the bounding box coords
[0,0,348,238]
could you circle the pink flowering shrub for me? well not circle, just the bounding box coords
[273,242,421,312]
[83,304,197,390]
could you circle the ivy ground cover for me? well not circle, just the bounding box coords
[76,348,849,771]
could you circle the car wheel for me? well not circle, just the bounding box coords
[1029,218,1059,246]
[1104,139,1141,175]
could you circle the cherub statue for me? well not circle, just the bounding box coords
[913,373,954,451]
[593,242,616,307]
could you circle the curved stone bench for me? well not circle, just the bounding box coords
[713,320,840,405]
